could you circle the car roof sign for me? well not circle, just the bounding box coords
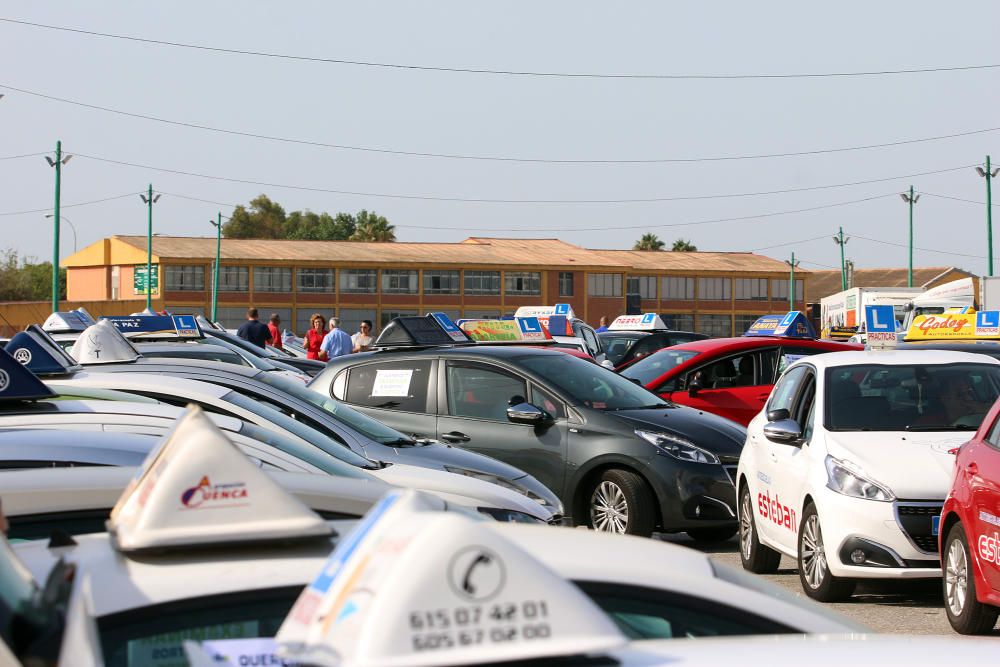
[108,405,332,552]
[904,311,1000,341]
[70,320,143,365]
[546,314,573,337]
[429,312,472,343]
[102,314,204,341]
[607,313,668,331]
[459,317,552,343]
[0,346,57,401]
[374,315,474,348]
[275,490,625,666]
[42,310,93,333]
[514,303,576,320]
[5,324,82,376]
[743,311,817,339]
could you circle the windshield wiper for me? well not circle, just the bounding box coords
[905,424,978,431]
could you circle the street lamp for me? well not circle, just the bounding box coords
[785,252,801,310]
[976,156,1000,276]
[899,186,919,287]
[832,228,849,291]
[139,184,161,310]
[45,214,77,253]
[44,140,72,311]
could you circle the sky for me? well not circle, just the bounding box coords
[3,1,1000,275]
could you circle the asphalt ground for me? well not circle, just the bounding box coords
[658,533,1000,637]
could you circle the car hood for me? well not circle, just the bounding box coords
[826,432,966,500]
[607,405,747,458]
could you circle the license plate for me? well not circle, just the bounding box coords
[932,516,940,537]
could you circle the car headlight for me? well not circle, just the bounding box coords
[635,429,720,464]
[476,507,546,524]
[825,456,895,502]
[444,467,553,507]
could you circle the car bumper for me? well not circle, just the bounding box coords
[648,455,737,532]
[817,492,942,579]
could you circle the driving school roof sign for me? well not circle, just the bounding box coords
[743,312,816,339]
[904,311,1000,341]
[607,313,667,331]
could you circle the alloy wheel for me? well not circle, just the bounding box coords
[945,538,970,618]
[800,514,827,589]
[590,480,628,533]
[739,490,754,560]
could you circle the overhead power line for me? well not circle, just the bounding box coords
[3,17,1000,81]
[3,83,1000,164]
[922,191,1000,207]
[71,151,975,204]
[748,234,833,251]
[848,232,984,259]
[0,191,139,217]
[0,151,49,160]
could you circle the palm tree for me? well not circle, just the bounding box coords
[671,238,697,252]
[633,233,665,251]
[350,210,396,242]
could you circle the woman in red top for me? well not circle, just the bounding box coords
[304,313,328,361]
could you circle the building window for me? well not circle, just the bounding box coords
[338,308,377,336]
[382,269,418,294]
[423,270,460,295]
[559,272,574,297]
[215,306,250,329]
[340,269,377,294]
[295,308,331,335]
[627,276,657,300]
[253,267,292,293]
[661,314,695,331]
[218,266,249,292]
[297,268,334,293]
[588,273,622,298]
[662,277,694,300]
[734,314,764,334]
[463,309,501,319]
[380,309,419,328]
[735,278,768,301]
[771,279,805,302]
[698,277,731,301]
[464,271,501,295]
[698,314,732,338]
[505,272,541,296]
[165,265,205,291]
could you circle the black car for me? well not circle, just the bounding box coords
[309,345,746,539]
[600,330,708,369]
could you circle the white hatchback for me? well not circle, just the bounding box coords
[736,350,1000,601]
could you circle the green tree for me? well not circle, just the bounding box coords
[0,249,66,301]
[633,233,665,251]
[671,238,698,251]
[350,210,396,242]
[223,194,287,239]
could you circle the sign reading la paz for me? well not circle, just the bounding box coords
[865,305,897,349]
[133,265,159,295]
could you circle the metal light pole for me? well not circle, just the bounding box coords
[832,227,849,291]
[44,140,72,312]
[976,156,1000,276]
[785,253,801,310]
[899,186,919,287]
[210,213,222,322]
[139,185,161,310]
[45,214,77,253]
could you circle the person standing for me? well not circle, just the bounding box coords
[595,316,610,333]
[304,313,327,360]
[321,316,354,360]
[236,307,272,349]
[352,320,374,352]
[267,313,284,351]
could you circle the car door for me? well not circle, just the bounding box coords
[436,360,568,497]
[973,418,1000,592]
[670,348,780,425]
[338,358,438,439]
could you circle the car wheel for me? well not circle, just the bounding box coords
[686,526,737,542]
[588,469,655,537]
[943,522,999,634]
[738,483,781,573]
[797,502,855,602]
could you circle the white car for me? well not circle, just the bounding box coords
[737,349,1000,601]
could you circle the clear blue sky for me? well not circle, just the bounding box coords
[3,1,999,274]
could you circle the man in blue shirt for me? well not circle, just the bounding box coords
[236,307,272,349]
[321,316,354,360]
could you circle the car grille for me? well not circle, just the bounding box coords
[722,465,737,485]
[895,501,943,554]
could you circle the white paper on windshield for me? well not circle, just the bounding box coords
[129,622,259,666]
[372,369,413,397]
[200,638,282,666]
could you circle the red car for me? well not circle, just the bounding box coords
[618,314,861,425]
[940,396,1000,634]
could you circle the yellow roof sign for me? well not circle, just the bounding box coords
[904,311,1000,341]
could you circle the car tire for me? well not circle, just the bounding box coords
[686,526,737,542]
[588,469,655,537]
[943,522,999,634]
[738,483,781,574]
[797,502,856,602]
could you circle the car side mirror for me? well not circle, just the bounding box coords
[766,408,790,422]
[763,418,802,444]
[507,401,553,426]
[687,372,703,396]
[600,359,615,370]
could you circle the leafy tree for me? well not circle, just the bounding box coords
[223,194,286,239]
[671,238,698,252]
[633,233,665,251]
[351,210,396,242]
[0,249,66,301]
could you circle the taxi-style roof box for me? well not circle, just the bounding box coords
[41,308,97,334]
[0,346,57,401]
[903,310,1000,342]
[69,320,143,365]
[103,314,204,341]
[374,313,473,349]
[5,324,82,376]
[743,311,817,339]
[607,313,669,332]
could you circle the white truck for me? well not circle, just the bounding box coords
[899,277,976,330]
[980,275,1000,311]
[820,286,923,338]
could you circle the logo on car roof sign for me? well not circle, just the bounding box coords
[12,348,31,365]
[180,475,249,509]
[977,311,1000,337]
[0,370,8,392]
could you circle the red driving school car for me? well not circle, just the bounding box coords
[618,312,862,425]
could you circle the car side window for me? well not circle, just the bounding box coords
[344,360,433,413]
[768,365,809,415]
[690,353,758,390]
[626,336,664,363]
[446,362,527,421]
[580,326,602,357]
[793,373,816,438]
[776,345,823,375]
[986,415,1000,451]
[757,348,780,385]
[530,384,566,420]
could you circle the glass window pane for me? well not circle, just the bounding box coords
[296,268,334,293]
[340,269,377,293]
[339,309,377,338]
[253,267,292,293]
[559,272,574,297]
[166,265,205,291]
[446,363,527,421]
[345,360,433,413]
[661,314,695,331]
[662,277,694,300]
[422,270,460,294]
[379,309,419,329]
[382,270,418,294]
[218,266,249,292]
[504,272,541,296]
[697,314,732,337]
[464,271,501,295]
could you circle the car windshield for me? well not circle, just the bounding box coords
[256,373,412,445]
[236,422,371,479]
[620,349,701,385]
[825,363,1000,432]
[221,391,376,468]
[517,353,668,410]
[600,333,643,365]
[140,348,249,367]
